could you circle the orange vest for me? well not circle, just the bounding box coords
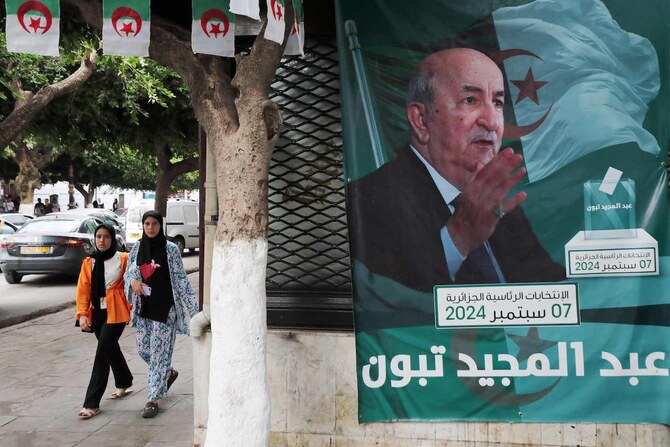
[75,252,131,324]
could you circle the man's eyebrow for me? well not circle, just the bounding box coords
[462,85,506,98]
[462,85,482,94]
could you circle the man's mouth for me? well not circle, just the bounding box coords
[470,132,499,151]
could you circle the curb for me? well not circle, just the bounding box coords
[0,301,74,330]
[0,269,200,330]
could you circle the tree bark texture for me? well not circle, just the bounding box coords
[13,141,52,205]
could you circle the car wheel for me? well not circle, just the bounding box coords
[173,237,185,255]
[4,270,23,284]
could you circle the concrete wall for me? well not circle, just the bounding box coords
[267,330,670,447]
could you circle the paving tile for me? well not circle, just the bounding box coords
[0,429,88,447]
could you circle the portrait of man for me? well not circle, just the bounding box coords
[347,47,566,293]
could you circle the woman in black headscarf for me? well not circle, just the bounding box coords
[75,223,133,419]
[124,210,198,418]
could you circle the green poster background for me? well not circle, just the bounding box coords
[337,0,670,423]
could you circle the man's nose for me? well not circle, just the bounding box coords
[476,103,502,132]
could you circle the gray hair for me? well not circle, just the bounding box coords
[407,66,436,118]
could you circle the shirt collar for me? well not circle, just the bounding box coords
[409,144,460,205]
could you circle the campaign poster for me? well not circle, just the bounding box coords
[336,0,670,422]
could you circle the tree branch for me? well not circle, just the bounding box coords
[0,50,98,149]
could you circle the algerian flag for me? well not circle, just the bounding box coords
[264,0,285,44]
[493,0,661,183]
[284,0,303,56]
[192,0,235,57]
[5,0,60,56]
[230,0,259,21]
[103,0,150,57]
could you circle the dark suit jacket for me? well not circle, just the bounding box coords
[346,146,565,293]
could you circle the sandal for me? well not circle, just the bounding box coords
[167,369,179,391]
[141,401,159,418]
[77,408,100,419]
[109,387,134,399]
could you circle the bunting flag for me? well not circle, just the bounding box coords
[5,0,60,56]
[284,0,303,56]
[192,0,235,57]
[263,0,285,44]
[229,0,259,21]
[102,0,150,57]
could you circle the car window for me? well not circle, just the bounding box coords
[2,215,24,225]
[83,219,99,234]
[0,221,15,235]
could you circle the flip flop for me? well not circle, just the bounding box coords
[77,408,100,419]
[109,387,134,399]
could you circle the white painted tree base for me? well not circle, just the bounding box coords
[205,239,270,447]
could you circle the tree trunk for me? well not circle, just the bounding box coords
[154,151,171,217]
[154,146,199,216]
[13,141,52,212]
[74,183,94,206]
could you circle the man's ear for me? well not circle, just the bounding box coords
[406,103,430,145]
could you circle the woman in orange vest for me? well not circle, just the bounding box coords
[75,223,134,419]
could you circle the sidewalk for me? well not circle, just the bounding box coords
[0,272,201,447]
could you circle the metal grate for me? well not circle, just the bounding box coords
[267,37,351,294]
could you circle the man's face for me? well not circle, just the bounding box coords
[414,50,505,190]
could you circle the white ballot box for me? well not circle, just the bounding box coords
[564,229,658,278]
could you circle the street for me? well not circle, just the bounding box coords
[0,250,199,329]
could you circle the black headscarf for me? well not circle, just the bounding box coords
[91,223,118,306]
[137,210,168,266]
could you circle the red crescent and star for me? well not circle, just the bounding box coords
[270,0,284,21]
[17,1,53,34]
[490,49,552,139]
[200,9,230,38]
[111,6,142,38]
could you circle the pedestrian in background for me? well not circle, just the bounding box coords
[125,210,197,418]
[75,223,134,419]
[34,198,46,216]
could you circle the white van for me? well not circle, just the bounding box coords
[125,199,200,253]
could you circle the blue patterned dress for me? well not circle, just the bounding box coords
[124,241,198,400]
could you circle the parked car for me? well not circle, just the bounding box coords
[0,213,34,227]
[0,214,102,284]
[58,209,127,251]
[125,199,199,253]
